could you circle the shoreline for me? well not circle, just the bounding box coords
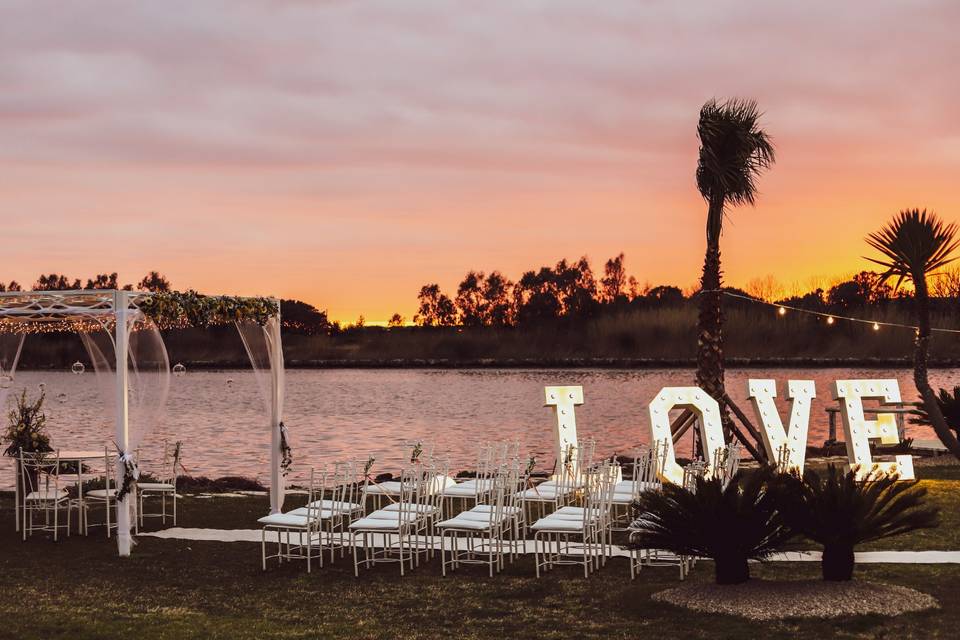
[14,356,960,371]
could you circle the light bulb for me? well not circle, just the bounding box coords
[873,322,880,331]
[826,316,835,325]
[777,306,787,316]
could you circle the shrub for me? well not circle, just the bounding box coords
[3,389,51,457]
[772,465,940,581]
[628,467,792,584]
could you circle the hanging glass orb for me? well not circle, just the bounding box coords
[172,363,186,377]
[0,375,12,389]
[57,393,68,403]
[226,378,235,386]
[38,382,46,392]
[71,361,85,375]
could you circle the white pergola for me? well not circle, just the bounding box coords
[0,289,285,556]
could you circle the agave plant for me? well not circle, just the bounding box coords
[695,98,775,461]
[911,386,960,443]
[772,465,939,581]
[628,467,791,584]
[867,209,960,460]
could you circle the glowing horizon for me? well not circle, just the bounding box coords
[1,2,958,324]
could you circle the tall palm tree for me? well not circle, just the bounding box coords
[695,98,775,453]
[867,208,960,460]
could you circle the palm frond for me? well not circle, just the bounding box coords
[772,464,939,547]
[866,209,960,287]
[696,97,776,209]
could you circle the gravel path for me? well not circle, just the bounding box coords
[653,580,938,620]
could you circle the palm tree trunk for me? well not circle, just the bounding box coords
[821,543,855,581]
[697,196,733,445]
[714,553,750,584]
[913,277,960,460]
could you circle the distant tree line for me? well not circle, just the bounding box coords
[410,254,960,328]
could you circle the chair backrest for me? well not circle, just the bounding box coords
[397,467,419,521]
[19,449,61,496]
[682,460,707,493]
[102,446,115,494]
[304,467,328,526]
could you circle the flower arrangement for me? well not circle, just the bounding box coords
[409,441,424,464]
[3,389,52,458]
[138,290,279,329]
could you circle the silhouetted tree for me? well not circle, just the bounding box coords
[826,271,891,309]
[513,267,562,325]
[387,313,405,328]
[644,285,685,305]
[85,272,124,290]
[34,274,82,290]
[456,271,487,328]
[0,281,22,292]
[414,284,456,327]
[280,299,330,335]
[554,257,599,318]
[601,253,628,304]
[482,271,514,326]
[138,271,171,292]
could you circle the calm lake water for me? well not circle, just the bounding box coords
[1,368,955,488]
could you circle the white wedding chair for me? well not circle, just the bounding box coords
[19,449,73,541]
[611,441,666,530]
[436,465,511,577]
[530,461,617,577]
[78,447,118,537]
[287,459,365,562]
[516,442,582,520]
[350,467,424,576]
[258,468,327,572]
[136,441,180,528]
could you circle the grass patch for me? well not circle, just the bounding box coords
[2,478,959,639]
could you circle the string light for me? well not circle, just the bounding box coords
[713,290,960,335]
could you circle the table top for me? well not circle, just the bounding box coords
[56,450,108,461]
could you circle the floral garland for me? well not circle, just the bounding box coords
[138,290,278,329]
[279,422,292,477]
[116,449,139,501]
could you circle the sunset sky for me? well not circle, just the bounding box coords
[2,1,958,323]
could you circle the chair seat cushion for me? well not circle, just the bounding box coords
[453,510,510,523]
[364,481,403,496]
[517,487,573,500]
[530,517,586,531]
[439,485,483,497]
[84,488,117,499]
[454,478,494,489]
[25,489,68,502]
[258,513,312,528]
[304,499,362,513]
[380,502,437,515]
[469,505,521,515]
[137,482,175,491]
[349,512,418,530]
[436,516,499,530]
[286,507,337,519]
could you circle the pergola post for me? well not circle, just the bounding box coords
[268,310,284,514]
[114,290,133,556]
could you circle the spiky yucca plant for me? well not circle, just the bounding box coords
[695,98,775,457]
[773,465,939,581]
[867,209,960,460]
[629,467,791,584]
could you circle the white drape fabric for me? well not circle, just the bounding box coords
[80,311,170,555]
[235,315,285,513]
[0,333,26,410]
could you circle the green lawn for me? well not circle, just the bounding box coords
[0,464,957,639]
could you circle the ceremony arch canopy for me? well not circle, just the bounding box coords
[0,289,285,556]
